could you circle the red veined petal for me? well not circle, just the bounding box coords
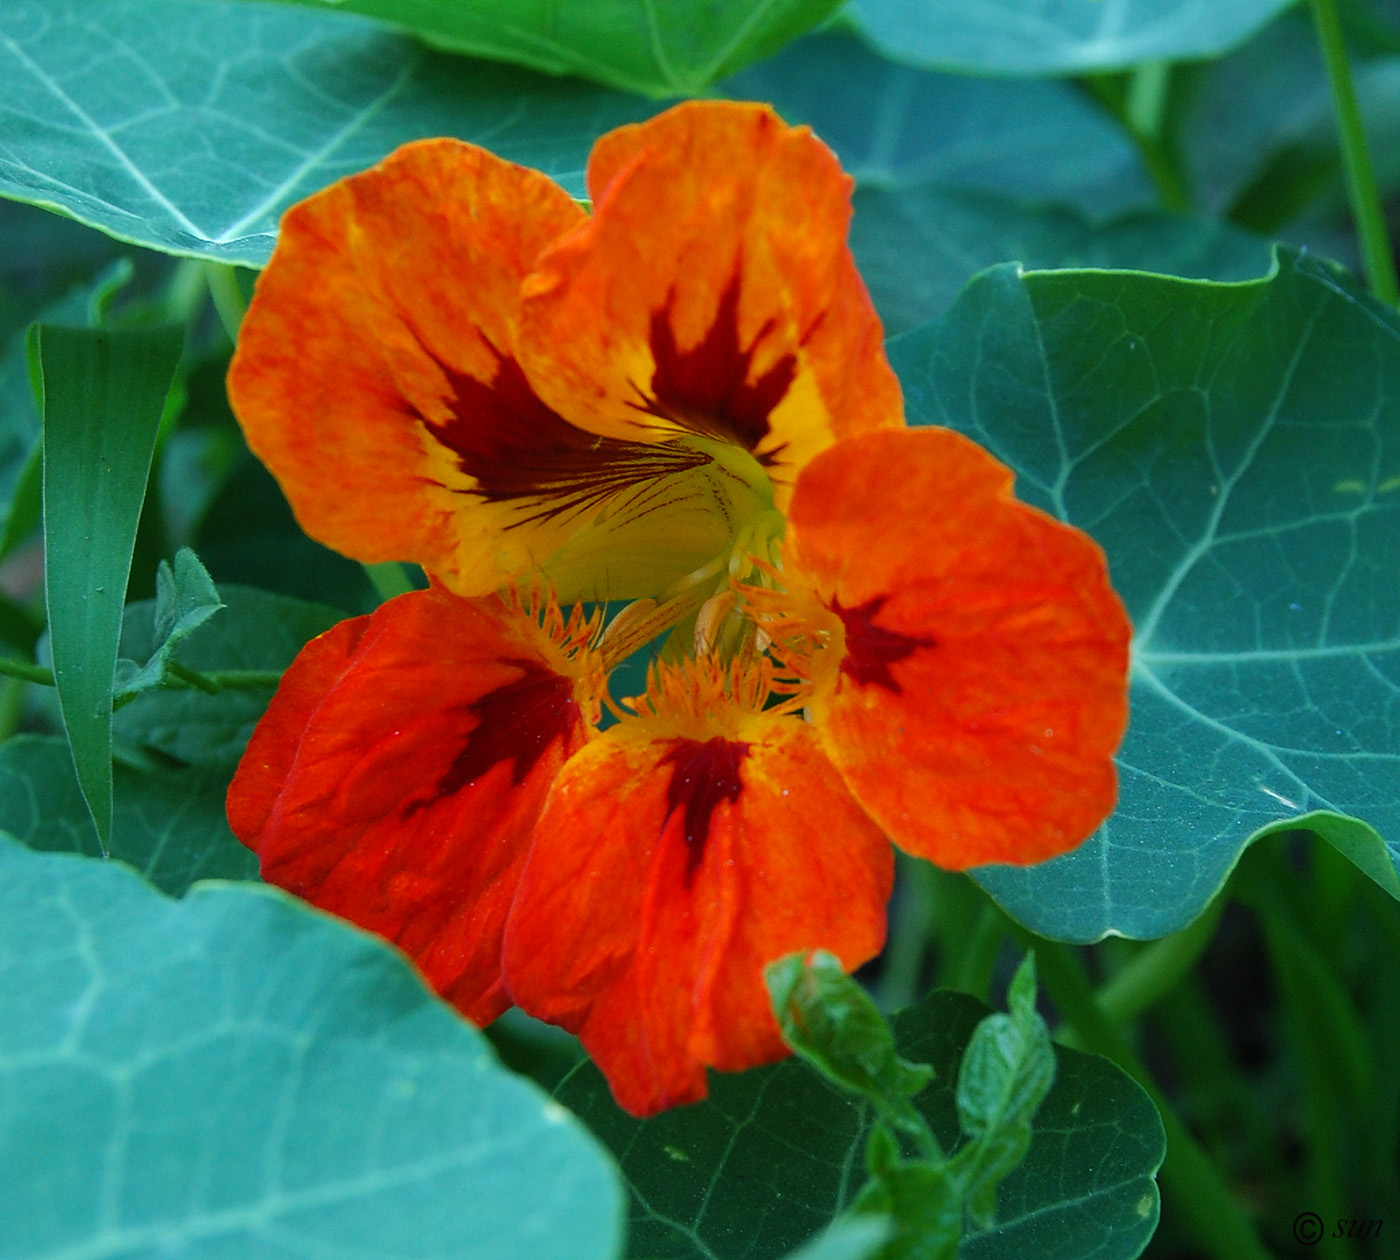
[226,614,371,842]
[518,101,903,509]
[502,711,891,1115]
[226,587,597,1023]
[226,138,637,598]
[784,427,1131,869]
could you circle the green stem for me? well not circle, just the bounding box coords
[0,656,282,694]
[164,259,209,326]
[1238,847,1370,1260]
[1014,931,1276,1260]
[0,676,27,741]
[364,561,415,603]
[1125,60,1171,140]
[0,657,54,685]
[204,263,250,341]
[1311,0,1400,304]
[1081,70,1191,212]
[1085,895,1225,1035]
[166,659,221,695]
[946,899,1004,1004]
[878,853,936,1010]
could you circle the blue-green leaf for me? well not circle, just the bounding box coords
[889,248,1400,940]
[0,0,650,264]
[847,0,1294,76]
[0,836,625,1260]
[727,31,1150,212]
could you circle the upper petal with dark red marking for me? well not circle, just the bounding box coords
[517,101,904,506]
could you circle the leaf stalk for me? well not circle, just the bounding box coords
[1310,0,1400,305]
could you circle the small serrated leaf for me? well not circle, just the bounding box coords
[951,957,1056,1229]
[768,951,935,1150]
[113,547,223,701]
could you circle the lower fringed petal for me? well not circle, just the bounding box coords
[226,587,595,1024]
[784,427,1132,870]
[502,713,892,1116]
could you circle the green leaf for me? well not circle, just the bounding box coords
[0,259,134,559]
[888,248,1400,941]
[556,990,1163,1260]
[271,0,840,97]
[950,959,1056,1229]
[112,584,345,765]
[851,189,1273,336]
[846,0,1294,76]
[768,950,936,1151]
[0,0,651,265]
[0,733,256,894]
[113,547,224,701]
[39,321,183,851]
[0,836,625,1260]
[726,31,1151,213]
[853,1162,962,1260]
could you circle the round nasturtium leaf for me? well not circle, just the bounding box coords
[890,249,1400,941]
[0,838,625,1260]
[847,0,1296,77]
[0,0,651,265]
[556,990,1163,1260]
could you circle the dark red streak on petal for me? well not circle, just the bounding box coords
[635,272,796,459]
[660,736,750,881]
[832,595,934,693]
[403,659,577,816]
[421,343,708,523]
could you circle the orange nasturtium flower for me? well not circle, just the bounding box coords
[226,100,1131,1116]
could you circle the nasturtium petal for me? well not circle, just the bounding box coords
[228,587,597,1024]
[891,250,1400,940]
[519,101,903,504]
[786,427,1130,869]
[504,712,892,1116]
[0,838,625,1260]
[228,138,595,598]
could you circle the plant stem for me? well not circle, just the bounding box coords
[1014,930,1276,1260]
[878,852,936,1010]
[204,262,249,340]
[1125,60,1171,140]
[0,656,281,693]
[1081,70,1191,212]
[1238,846,1370,1260]
[1311,0,1400,304]
[0,657,54,685]
[1083,895,1225,1035]
[946,898,1004,1004]
[364,561,415,602]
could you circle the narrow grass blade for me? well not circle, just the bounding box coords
[39,323,184,853]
